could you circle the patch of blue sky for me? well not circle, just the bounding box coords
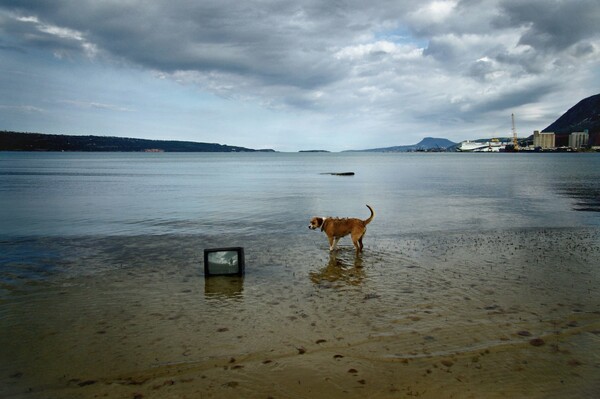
[373,26,427,48]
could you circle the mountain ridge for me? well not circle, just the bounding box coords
[542,93,600,146]
[346,137,457,152]
[0,131,275,152]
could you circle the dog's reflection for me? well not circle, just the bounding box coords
[309,251,365,287]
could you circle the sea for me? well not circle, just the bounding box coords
[1,152,599,398]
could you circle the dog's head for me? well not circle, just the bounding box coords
[308,217,324,230]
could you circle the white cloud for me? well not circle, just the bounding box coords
[9,12,98,58]
[63,100,133,112]
[335,40,423,61]
[410,0,457,24]
[0,104,45,113]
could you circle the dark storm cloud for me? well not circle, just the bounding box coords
[0,0,387,90]
[469,82,558,114]
[1,0,599,148]
[0,0,445,91]
[4,0,596,89]
[495,0,600,52]
[0,9,95,58]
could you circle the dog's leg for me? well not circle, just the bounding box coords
[328,236,336,251]
[352,232,365,254]
[332,237,342,251]
[351,237,360,254]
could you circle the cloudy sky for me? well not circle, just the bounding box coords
[1,0,599,151]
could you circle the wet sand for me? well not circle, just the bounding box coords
[1,227,600,398]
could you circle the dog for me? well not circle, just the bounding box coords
[309,205,375,254]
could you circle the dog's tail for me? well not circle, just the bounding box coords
[364,204,375,225]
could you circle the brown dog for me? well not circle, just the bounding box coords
[309,205,375,254]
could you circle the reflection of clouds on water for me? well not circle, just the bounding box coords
[557,179,600,212]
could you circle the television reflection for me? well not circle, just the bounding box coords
[204,275,244,300]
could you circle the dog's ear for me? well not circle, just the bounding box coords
[316,217,323,226]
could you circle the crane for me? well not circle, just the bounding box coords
[511,113,519,151]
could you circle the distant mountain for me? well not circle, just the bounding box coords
[348,137,457,152]
[542,93,600,146]
[0,131,275,152]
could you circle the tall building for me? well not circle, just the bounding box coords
[533,130,555,149]
[569,130,589,149]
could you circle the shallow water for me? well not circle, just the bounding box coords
[1,152,600,398]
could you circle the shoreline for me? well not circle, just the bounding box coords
[2,227,599,398]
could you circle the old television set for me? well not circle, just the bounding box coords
[203,247,245,276]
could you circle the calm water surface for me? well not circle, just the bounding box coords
[1,152,599,238]
[1,152,599,398]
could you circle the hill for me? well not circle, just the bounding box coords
[0,131,275,152]
[348,137,457,152]
[542,93,600,146]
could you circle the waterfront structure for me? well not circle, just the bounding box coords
[511,113,519,150]
[457,139,508,152]
[533,130,555,149]
[569,130,589,149]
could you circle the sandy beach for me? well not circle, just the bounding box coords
[2,227,599,398]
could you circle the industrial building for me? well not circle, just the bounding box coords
[568,130,589,149]
[533,130,555,149]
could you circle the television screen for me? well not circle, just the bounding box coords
[204,247,245,276]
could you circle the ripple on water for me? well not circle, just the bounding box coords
[1,228,599,398]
